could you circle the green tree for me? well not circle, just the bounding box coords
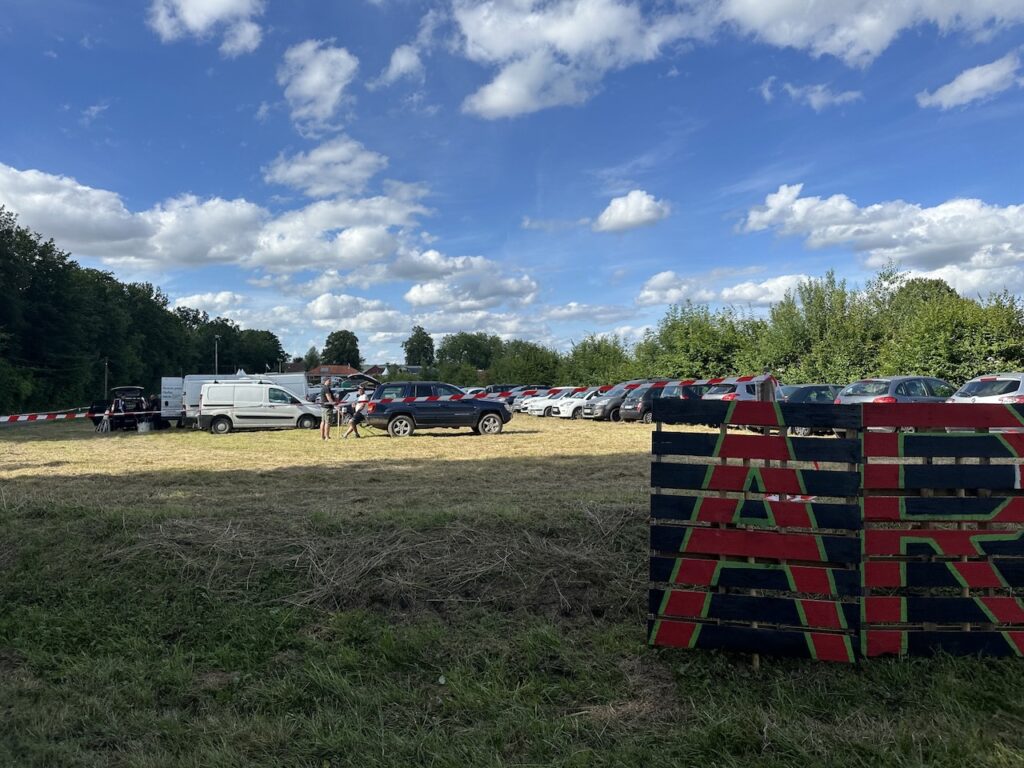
[237,329,286,373]
[436,331,503,370]
[557,335,638,385]
[303,345,321,370]
[488,340,561,385]
[402,325,435,366]
[322,330,363,369]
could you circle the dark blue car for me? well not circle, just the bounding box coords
[366,381,513,437]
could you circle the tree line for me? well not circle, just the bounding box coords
[0,208,286,414]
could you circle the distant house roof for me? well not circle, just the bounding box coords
[283,360,307,373]
[363,365,385,376]
[315,364,361,378]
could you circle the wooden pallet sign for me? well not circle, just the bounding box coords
[647,398,1024,662]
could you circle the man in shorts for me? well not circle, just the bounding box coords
[343,385,369,439]
[319,377,337,440]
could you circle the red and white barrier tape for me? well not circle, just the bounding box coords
[0,409,164,424]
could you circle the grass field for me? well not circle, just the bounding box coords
[3,416,1024,767]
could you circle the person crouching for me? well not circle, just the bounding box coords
[344,385,369,439]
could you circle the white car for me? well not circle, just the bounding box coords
[461,387,487,396]
[514,389,550,413]
[526,388,577,417]
[554,387,603,419]
[947,373,1024,432]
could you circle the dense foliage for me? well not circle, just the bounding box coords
[0,209,286,413]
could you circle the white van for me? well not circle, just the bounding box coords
[198,382,321,434]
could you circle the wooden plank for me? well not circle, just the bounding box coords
[651,588,859,630]
[863,559,1024,589]
[649,556,861,596]
[862,403,1024,430]
[863,464,1022,491]
[864,529,1024,558]
[653,399,862,429]
[650,495,862,530]
[650,525,861,563]
[864,431,1024,459]
[863,496,1024,523]
[652,432,861,463]
[864,596,1024,625]
[863,629,1024,658]
[651,463,861,496]
[649,619,857,662]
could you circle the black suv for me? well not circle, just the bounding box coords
[366,381,512,437]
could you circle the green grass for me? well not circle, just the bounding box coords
[2,418,1024,766]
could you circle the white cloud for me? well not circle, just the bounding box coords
[917,50,1023,109]
[719,274,809,304]
[374,44,424,87]
[263,136,388,197]
[147,0,264,57]
[636,271,716,306]
[172,291,247,314]
[521,215,590,231]
[783,83,862,111]
[455,0,692,118]
[277,39,359,133]
[541,302,636,323]
[743,183,1024,296]
[715,1,1024,68]
[80,103,109,126]
[593,189,670,232]
[306,293,409,332]
[403,273,538,310]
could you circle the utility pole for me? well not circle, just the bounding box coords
[104,357,109,398]
[214,335,221,376]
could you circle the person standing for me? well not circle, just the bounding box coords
[343,385,369,439]
[319,377,337,440]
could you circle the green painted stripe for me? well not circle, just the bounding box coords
[657,590,673,617]
[773,400,784,427]
[805,632,818,661]
[690,622,703,649]
[649,619,662,646]
[1000,631,1024,657]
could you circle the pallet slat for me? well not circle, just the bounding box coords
[652,463,861,496]
[864,431,1024,459]
[653,400,862,429]
[863,630,1024,658]
[863,496,1024,523]
[651,525,860,563]
[649,619,857,662]
[652,432,861,463]
[651,588,859,630]
[650,495,862,529]
[863,464,1022,491]
[864,529,1024,557]
[649,556,862,596]
[863,559,1024,589]
[861,403,1024,429]
[864,596,1024,625]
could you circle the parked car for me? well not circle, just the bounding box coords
[947,373,1024,404]
[621,383,711,423]
[581,380,650,422]
[199,382,321,434]
[834,376,955,405]
[702,381,774,402]
[485,383,519,394]
[90,385,149,430]
[366,381,512,437]
[526,388,578,417]
[512,387,551,412]
[461,386,487,396]
[554,387,604,419]
[779,384,844,435]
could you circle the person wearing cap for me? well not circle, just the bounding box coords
[343,384,369,439]
[319,377,337,440]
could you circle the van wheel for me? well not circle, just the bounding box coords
[297,415,316,430]
[211,417,232,435]
[609,408,621,422]
[388,415,415,438]
[476,412,503,435]
[642,411,653,424]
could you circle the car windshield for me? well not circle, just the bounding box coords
[705,384,737,395]
[788,386,837,404]
[956,379,1022,397]
[841,380,889,397]
[602,386,628,397]
[777,386,799,399]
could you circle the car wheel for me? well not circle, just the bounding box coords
[297,414,316,430]
[641,411,653,424]
[543,407,553,417]
[211,416,232,435]
[609,407,621,422]
[570,408,581,420]
[388,415,415,438]
[476,412,503,435]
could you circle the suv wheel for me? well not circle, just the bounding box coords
[388,415,415,438]
[475,412,503,435]
[641,411,653,424]
[297,414,316,430]
[609,407,621,422]
[211,416,232,435]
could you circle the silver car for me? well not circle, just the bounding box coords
[948,373,1024,404]
[834,376,955,405]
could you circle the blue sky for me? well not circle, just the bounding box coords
[3,1,1024,363]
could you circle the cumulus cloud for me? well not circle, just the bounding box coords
[403,273,538,310]
[917,50,1024,109]
[306,292,409,332]
[263,136,388,197]
[277,39,359,133]
[743,183,1024,295]
[374,44,425,87]
[147,0,264,57]
[718,274,810,304]
[593,189,670,232]
[172,291,247,314]
[715,1,1024,68]
[761,78,862,111]
[541,302,636,323]
[636,271,716,306]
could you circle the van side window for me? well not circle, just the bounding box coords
[269,388,291,404]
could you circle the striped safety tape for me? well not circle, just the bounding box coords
[0,409,165,424]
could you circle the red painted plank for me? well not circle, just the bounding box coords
[651,620,698,649]
[717,434,792,461]
[864,597,903,624]
[981,597,1024,625]
[863,431,899,457]
[863,497,1024,523]
[800,600,845,631]
[790,565,837,595]
[810,633,855,663]
[864,630,904,657]
[864,529,1024,557]
[663,590,708,619]
[679,528,850,562]
[862,403,1024,429]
